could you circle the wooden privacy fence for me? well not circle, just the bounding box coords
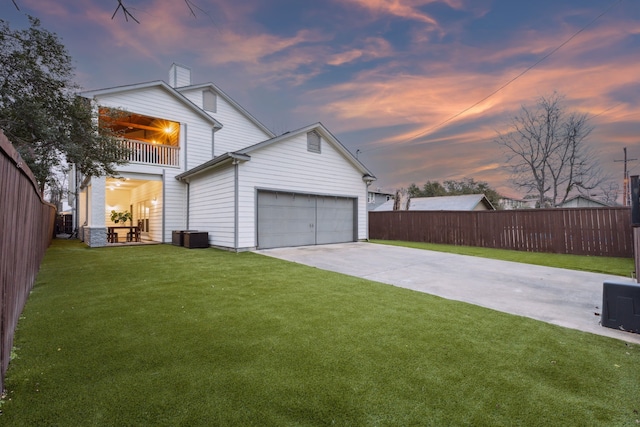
[369,207,633,258]
[0,131,56,393]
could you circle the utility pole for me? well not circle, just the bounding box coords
[614,147,637,206]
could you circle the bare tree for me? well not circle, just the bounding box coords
[495,93,604,208]
[393,188,410,211]
[12,1,210,23]
[597,182,620,206]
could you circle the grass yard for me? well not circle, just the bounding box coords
[1,239,640,426]
[372,239,636,277]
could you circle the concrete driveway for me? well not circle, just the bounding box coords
[256,242,640,344]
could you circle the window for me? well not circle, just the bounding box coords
[203,90,217,113]
[307,130,321,153]
[368,192,375,203]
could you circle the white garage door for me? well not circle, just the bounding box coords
[257,191,356,249]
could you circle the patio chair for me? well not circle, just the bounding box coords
[126,229,141,242]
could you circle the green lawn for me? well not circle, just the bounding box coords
[1,239,640,426]
[372,239,636,277]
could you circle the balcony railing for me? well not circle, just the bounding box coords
[122,139,179,167]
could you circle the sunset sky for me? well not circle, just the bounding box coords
[3,0,639,200]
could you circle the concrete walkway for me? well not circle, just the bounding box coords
[256,242,640,344]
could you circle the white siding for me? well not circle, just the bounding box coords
[93,86,215,171]
[163,169,188,242]
[180,87,271,154]
[236,133,368,249]
[188,164,236,248]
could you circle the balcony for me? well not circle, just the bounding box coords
[123,139,179,167]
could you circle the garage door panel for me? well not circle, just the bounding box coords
[257,192,315,249]
[316,197,354,244]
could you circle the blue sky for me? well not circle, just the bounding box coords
[3,0,640,200]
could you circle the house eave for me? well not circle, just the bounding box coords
[175,153,251,182]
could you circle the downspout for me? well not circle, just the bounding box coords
[365,181,370,241]
[73,164,79,234]
[233,159,239,251]
[363,175,375,241]
[186,182,190,229]
[184,123,189,230]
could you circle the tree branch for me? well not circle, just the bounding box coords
[111,0,140,24]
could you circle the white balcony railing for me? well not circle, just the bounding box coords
[122,140,180,167]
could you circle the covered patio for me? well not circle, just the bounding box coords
[105,175,164,244]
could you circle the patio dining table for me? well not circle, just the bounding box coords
[108,226,141,243]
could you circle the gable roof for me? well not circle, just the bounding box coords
[176,83,275,138]
[176,122,376,182]
[238,122,375,178]
[374,194,495,211]
[80,81,223,129]
[557,195,611,208]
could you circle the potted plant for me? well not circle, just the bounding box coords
[110,210,132,224]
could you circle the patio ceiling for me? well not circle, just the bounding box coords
[106,177,145,191]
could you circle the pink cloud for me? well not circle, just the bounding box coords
[326,37,394,66]
[338,0,452,28]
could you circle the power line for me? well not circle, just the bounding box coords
[359,0,624,156]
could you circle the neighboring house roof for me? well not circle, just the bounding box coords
[557,195,610,208]
[80,81,223,130]
[373,199,395,211]
[176,122,376,182]
[374,194,495,211]
[176,83,275,138]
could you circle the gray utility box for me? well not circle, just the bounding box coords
[602,280,640,333]
[172,230,199,246]
[183,231,209,249]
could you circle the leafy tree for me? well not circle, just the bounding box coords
[495,93,604,208]
[0,17,128,194]
[408,181,447,198]
[407,178,502,208]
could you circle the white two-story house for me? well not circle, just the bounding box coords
[75,64,376,250]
